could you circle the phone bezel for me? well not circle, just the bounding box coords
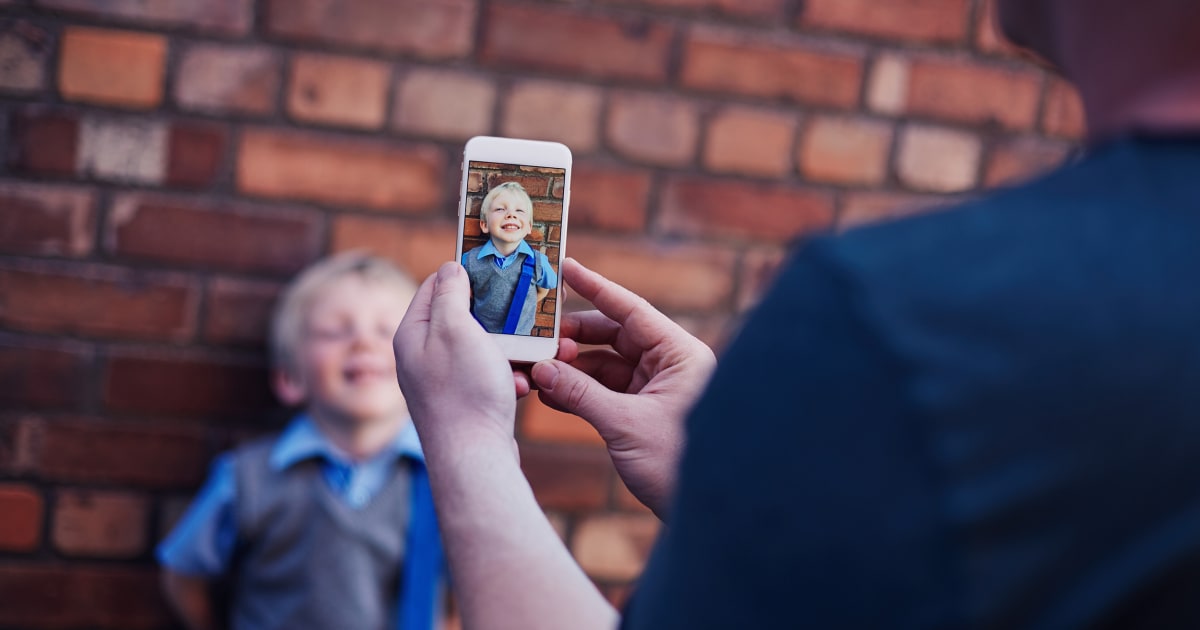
[456,136,572,364]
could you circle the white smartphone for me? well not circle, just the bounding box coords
[455,136,571,363]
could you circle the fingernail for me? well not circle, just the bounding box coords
[438,261,460,280]
[533,361,559,390]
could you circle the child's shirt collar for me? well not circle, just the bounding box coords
[268,414,424,472]
[476,239,535,269]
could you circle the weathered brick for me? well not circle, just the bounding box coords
[58,27,166,109]
[394,69,495,140]
[0,20,50,93]
[519,397,603,446]
[682,27,863,107]
[0,181,95,257]
[596,0,784,19]
[482,3,671,82]
[0,563,169,629]
[799,0,970,44]
[520,441,612,511]
[896,125,982,193]
[265,0,475,59]
[35,0,252,35]
[572,514,660,581]
[77,116,167,184]
[107,193,322,275]
[737,247,787,312]
[330,215,457,280]
[570,161,651,233]
[238,128,445,212]
[905,56,1042,130]
[204,277,283,347]
[175,44,280,115]
[288,53,390,129]
[103,350,275,420]
[0,339,89,410]
[606,92,699,167]
[798,115,893,185]
[569,234,737,312]
[1043,77,1086,140]
[53,489,148,558]
[26,418,212,488]
[839,191,950,230]
[704,106,797,177]
[9,109,78,175]
[984,136,1072,188]
[659,176,834,242]
[0,484,43,551]
[166,121,226,188]
[502,80,602,152]
[867,52,911,115]
[0,262,196,341]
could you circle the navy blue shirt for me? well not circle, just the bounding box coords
[624,136,1200,628]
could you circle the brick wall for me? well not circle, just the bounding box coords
[0,0,1083,627]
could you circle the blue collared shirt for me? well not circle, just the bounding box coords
[157,415,423,576]
[474,239,558,289]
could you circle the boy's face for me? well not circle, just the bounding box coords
[480,191,532,245]
[283,275,413,426]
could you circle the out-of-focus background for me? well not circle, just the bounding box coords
[0,0,1082,627]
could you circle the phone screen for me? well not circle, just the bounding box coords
[460,160,565,338]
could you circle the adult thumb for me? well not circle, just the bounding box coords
[532,360,625,433]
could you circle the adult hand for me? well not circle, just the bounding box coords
[531,258,716,519]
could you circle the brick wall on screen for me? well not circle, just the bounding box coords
[0,0,1083,627]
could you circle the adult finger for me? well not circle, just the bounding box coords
[394,270,438,350]
[570,349,636,394]
[531,359,632,427]
[427,261,474,332]
[560,310,622,347]
[563,258,672,330]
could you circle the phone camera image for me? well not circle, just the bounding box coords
[460,160,565,339]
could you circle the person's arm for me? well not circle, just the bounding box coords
[160,571,219,630]
[394,263,618,630]
[536,286,550,303]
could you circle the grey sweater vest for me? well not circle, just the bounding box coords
[464,246,544,335]
[229,437,412,630]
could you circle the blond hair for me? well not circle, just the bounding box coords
[269,251,417,372]
[479,181,533,219]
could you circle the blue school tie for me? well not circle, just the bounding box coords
[397,457,443,630]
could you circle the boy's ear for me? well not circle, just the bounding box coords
[479,216,489,234]
[272,368,307,407]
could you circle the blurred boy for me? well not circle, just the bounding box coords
[461,181,558,335]
[158,252,444,630]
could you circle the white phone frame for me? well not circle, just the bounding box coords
[456,136,572,363]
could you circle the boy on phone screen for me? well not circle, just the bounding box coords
[462,181,558,335]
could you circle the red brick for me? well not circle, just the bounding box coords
[703,106,797,177]
[0,339,89,410]
[0,20,50,93]
[613,478,653,514]
[681,27,864,107]
[52,489,148,558]
[905,56,1042,130]
[502,80,603,152]
[895,125,982,193]
[569,234,737,312]
[36,0,252,35]
[238,128,445,212]
[1043,77,1086,140]
[839,191,951,230]
[0,182,95,256]
[0,262,196,341]
[288,53,390,129]
[570,161,651,233]
[9,109,79,175]
[265,0,475,59]
[394,69,496,140]
[0,563,169,629]
[606,92,699,167]
[330,215,458,280]
[166,121,226,188]
[984,136,1073,188]
[58,27,166,109]
[27,418,212,488]
[107,193,323,275]
[204,277,283,347]
[799,0,970,44]
[0,484,43,551]
[659,176,834,242]
[487,173,554,198]
[175,44,281,115]
[596,0,785,19]
[798,115,894,185]
[737,247,787,312]
[482,3,672,83]
[572,514,660,581]
[519,441,613,511]
[103,350,275,420]
[867,53,910,115]
[76,116,167,184]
